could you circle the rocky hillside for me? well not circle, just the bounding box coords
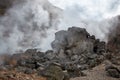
[0,27,119,80]
[0,1,119,80]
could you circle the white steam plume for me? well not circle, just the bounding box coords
[40,0,120,51]
[48,0,120,41]
[0,0,120,53]
[0,0,62,54]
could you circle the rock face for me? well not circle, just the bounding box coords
[106,17,120,78]
[107,16,120,53]
[51,27,106,69]
[51,27,91,54]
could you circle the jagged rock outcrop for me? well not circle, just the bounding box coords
[51,27,91,54]
[51,27,106,69]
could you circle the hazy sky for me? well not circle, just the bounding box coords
[49,0,120,19]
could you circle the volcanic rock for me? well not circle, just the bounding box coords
[105,65,120,78]
[52,27,106,69]
[39,63,69,80]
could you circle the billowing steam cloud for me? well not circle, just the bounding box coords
[49,0,120,41]
[0,0,62,54]
[0,0,120,54]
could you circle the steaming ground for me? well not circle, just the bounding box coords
[0,0,120,54]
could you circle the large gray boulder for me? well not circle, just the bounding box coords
[51,27,93,55]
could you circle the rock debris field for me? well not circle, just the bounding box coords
[0,27,119,80]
